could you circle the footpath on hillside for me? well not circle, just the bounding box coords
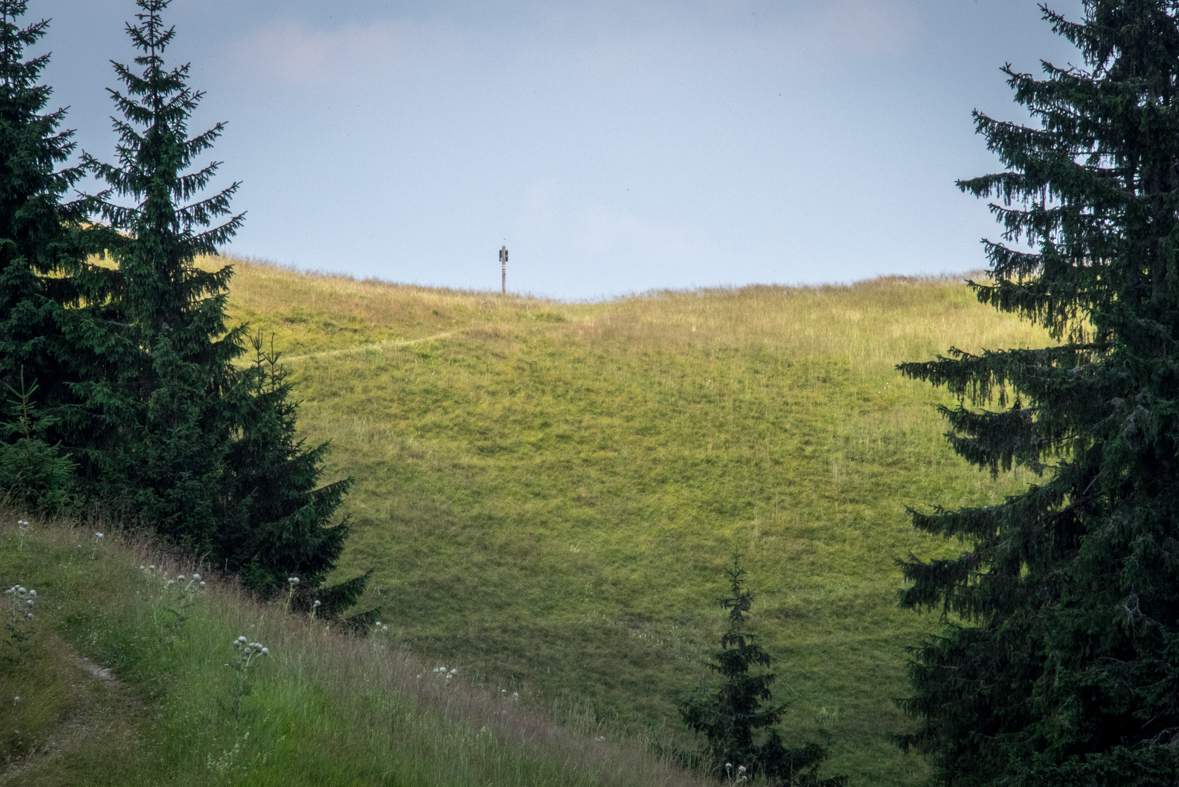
[2,636,146,783]
[282,330,455,362]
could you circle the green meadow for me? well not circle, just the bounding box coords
[0,259,1052,784]
[218,258,1050,785]
[0,520,704,786]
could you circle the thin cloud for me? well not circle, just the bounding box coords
[226,18,462,86]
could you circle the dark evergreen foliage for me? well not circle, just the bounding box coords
[0,371,75,514]
[0,0,362,608]
[64,0,363,609]
[681,555,844,786]
[222,332,368,609]
[80,0,245,551]
[0,0,89,453]
[897,3,1179,784]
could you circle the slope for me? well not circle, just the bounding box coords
[220,258,1052,786]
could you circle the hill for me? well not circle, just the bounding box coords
[219,258,1051,786]
[0,519,704,785]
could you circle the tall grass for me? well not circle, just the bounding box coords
[198,257,1053,786]
[0,514,707,785]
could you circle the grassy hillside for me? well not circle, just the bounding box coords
[217,258,1052,786]
[0,519,703,785]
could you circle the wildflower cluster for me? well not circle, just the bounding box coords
[285,576,299,610]
[15,519,31,551]
[233,635,270,663]
[5,585,35,621]
[226,635,271,722]
[724,763,749,785]
[3,585,37,665]
[140,564,206,592]
[140,565,206,634]
[180,572,205,590]
[432,665,458,684]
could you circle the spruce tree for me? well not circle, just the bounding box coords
[682,555,843,786]
[0,371,75,514]
[897,3,1179,784]
[83,0,244,549]
[82,0,364,609]
[221,332,368,609]
[0,0,89,456]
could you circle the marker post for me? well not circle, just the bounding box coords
[499,245,508,294]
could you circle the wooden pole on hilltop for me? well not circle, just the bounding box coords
[500,245,508,294]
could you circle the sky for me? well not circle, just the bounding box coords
[35,0,1087,301]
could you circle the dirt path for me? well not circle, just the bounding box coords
[282,330,455,362]
[0,646,144,785]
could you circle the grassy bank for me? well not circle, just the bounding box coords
[0,515,705,785]
[211,259,1052,786]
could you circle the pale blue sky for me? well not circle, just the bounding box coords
[39,0,1085,300]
